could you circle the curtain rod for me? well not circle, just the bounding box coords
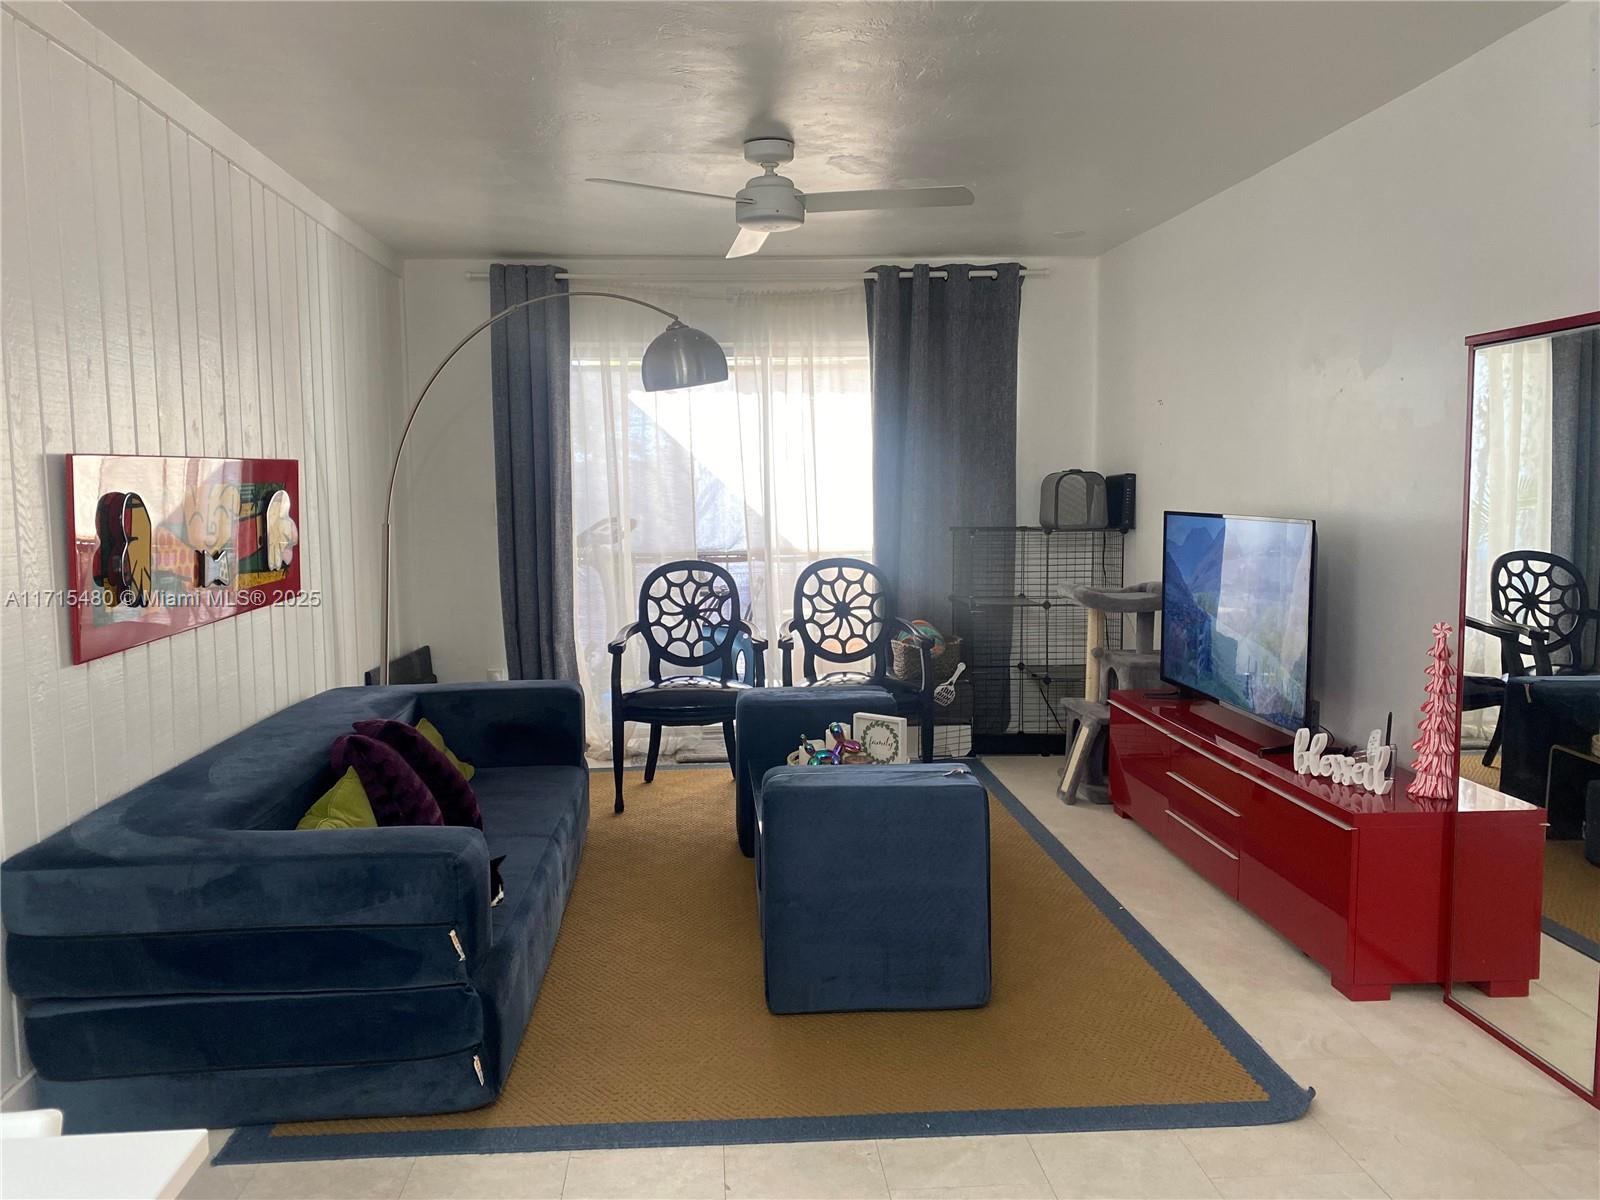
[462,268,1043,282]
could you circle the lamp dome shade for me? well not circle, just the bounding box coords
[641,321,729,391]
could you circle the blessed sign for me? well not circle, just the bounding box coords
[1292,728,1393,796]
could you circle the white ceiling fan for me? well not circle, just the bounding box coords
[587,137,975,259]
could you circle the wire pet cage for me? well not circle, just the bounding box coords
[950,527,1125,754]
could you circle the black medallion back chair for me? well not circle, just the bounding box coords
[778,557,936,762]
[1464,550,1598,766]
[608,560,766,813]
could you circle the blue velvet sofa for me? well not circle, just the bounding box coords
[1,681,588,1133]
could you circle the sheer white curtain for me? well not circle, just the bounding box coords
[570,284,872,758]
[1464,337,1553,741]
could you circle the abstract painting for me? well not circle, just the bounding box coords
[65,455,301,664]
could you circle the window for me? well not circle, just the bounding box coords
[570,284,872,755]
[1464,336,1553,741]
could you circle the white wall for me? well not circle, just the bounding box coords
[0,2,404,1104]
[1016,259,1098,522]
[392,259,501,684]
[1095,1,1600,745]
[395,256,1095,685]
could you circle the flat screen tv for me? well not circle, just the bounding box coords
[1161,511,1316,733]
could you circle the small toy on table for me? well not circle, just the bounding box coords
[809,721,864,765]
[784,723,871,766]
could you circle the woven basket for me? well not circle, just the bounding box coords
[890,636,962,687]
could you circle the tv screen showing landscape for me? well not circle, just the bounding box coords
[1161,512,1315,732]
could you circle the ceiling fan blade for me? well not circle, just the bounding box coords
[586,178,736,203]
[725,228,769,259]
[801,186,975,214]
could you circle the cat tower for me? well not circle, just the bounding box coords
[1058,582,1162,804]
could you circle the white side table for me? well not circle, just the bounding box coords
[1,1127,209,1199]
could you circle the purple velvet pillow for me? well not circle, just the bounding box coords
[330,734,442,828]
[353,720,483,831]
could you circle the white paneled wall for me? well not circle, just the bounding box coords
[0,6,404,1102]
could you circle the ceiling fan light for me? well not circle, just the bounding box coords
[641,321,729,391]
[736,173,805,232]
[739,212,804,233]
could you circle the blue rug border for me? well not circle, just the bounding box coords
[218,759,1312,1165]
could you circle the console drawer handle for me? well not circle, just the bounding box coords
[1165,771,1240,818]
[1165,809,1239,860]
[1279,789,1355,832]
[1114,699,1357,832]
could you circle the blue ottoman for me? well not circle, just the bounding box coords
[754,764,991,1014]
[734,685,900,857]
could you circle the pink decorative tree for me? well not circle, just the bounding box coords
[1410,621,1459,802]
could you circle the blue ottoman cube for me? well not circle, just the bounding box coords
[755,764,991,1014]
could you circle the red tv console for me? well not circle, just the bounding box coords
[1108,690,1543,1000]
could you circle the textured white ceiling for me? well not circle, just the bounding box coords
[67,1,1555,258]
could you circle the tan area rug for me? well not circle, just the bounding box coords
[1544,842,1600,950]
[229,765,1310,1160]
[1459,754,1501,790]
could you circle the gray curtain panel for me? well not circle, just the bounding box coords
[488,264,579,681]
[1551,327,1599,616]
[865,263,1024,631]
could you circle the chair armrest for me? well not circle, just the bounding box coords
[1465,613,1543,636]
[1465,615,1554,676]
[1464,613,1512,645]
[738,620,769,687]
[778,620,796,686]
[608,622,641,654]
[3,825,493,963]
[415,680,587,768]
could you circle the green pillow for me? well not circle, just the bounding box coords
[416,717,475,782]
[296,767,378,830]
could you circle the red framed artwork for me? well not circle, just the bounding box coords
[64,455,302,664]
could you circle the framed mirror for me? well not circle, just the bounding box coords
[1447,311,1600,1106]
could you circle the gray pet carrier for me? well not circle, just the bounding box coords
[1040,470,1107,530]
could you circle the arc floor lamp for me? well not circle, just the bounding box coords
[379,291,729,684]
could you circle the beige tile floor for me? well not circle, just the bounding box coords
[182,756,1600,1200]
[1454,934,1599,1086]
